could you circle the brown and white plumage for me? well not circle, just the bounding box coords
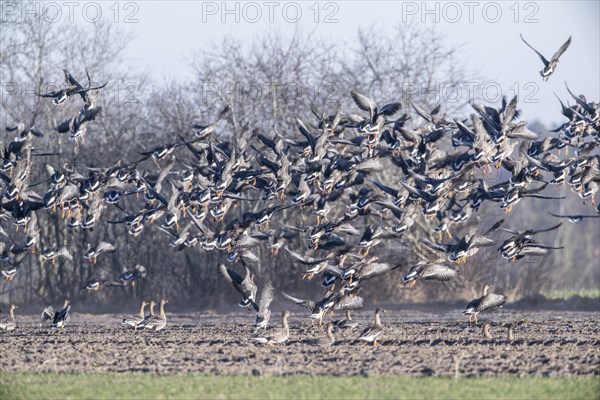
[333,310,358,330]
[282,289,364,325]
[41,299,70,327]
[520,34,571,81]
[0,304,18,331]
[346,260,401,282]
[140,299,168,331]
[402,261,458,286]
[358,308,385,347]
[219,263,258,311]
[463,285,506,325]
[254,279,275,333]
[123,301,149,330]
[51,299,71,329]
[138,300,156,327]
[253,310,290,345]
[41,305,56,325]
[84,241,116,264]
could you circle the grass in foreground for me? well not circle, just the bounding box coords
[542,288,600,300]
[1,373,599,400]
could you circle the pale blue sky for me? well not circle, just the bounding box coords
[75,1,600,126]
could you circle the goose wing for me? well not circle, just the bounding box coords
[97,241,116,253]
[378,102,401,117]
[334,293,364,310]
[52,305,71,325]
[419,263,458,281]
[478,293,506,312]
[239,264,258,305]
[520,34,549,67]
[359,324,383,340]
[41,306,55,322]
[281,291,315,310]
[529,223,562,235]
[549,36,571,63]
[549,212,598,219]
[463,298,481,313]
[422,238,453,253]
[351,91,377,119]
[360,262,399,280]
[294,116,316,154]
[284,247,334,265]
[468,235,496,249]
[257,279,275,319]
[218,263,243,285]
[371,180,399,198]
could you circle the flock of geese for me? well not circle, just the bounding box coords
[1,35,599,348]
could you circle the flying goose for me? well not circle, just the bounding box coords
[84,241,116,264]
[402,261,458,287]
[520,34,571,81]
[218,262,258,311]
[282,288,364,326]
[547,211,600,223]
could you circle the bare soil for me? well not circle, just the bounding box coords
[1,309,599,377]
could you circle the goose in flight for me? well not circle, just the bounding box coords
[520,34,571,81]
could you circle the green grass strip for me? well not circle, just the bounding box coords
[1,373,598,400]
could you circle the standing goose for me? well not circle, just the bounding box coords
[358,308,385,347]
[482,323,494,339]
[123,301,149,330]
[520,34,571,81]
[138,301,156,327]
[324,321,336,345]
[0,304,18,331]
[253,310,290,345]
[402,261,458,287]
[463,285,506,326]
[140,299,168,331]
[333,310,358,330]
